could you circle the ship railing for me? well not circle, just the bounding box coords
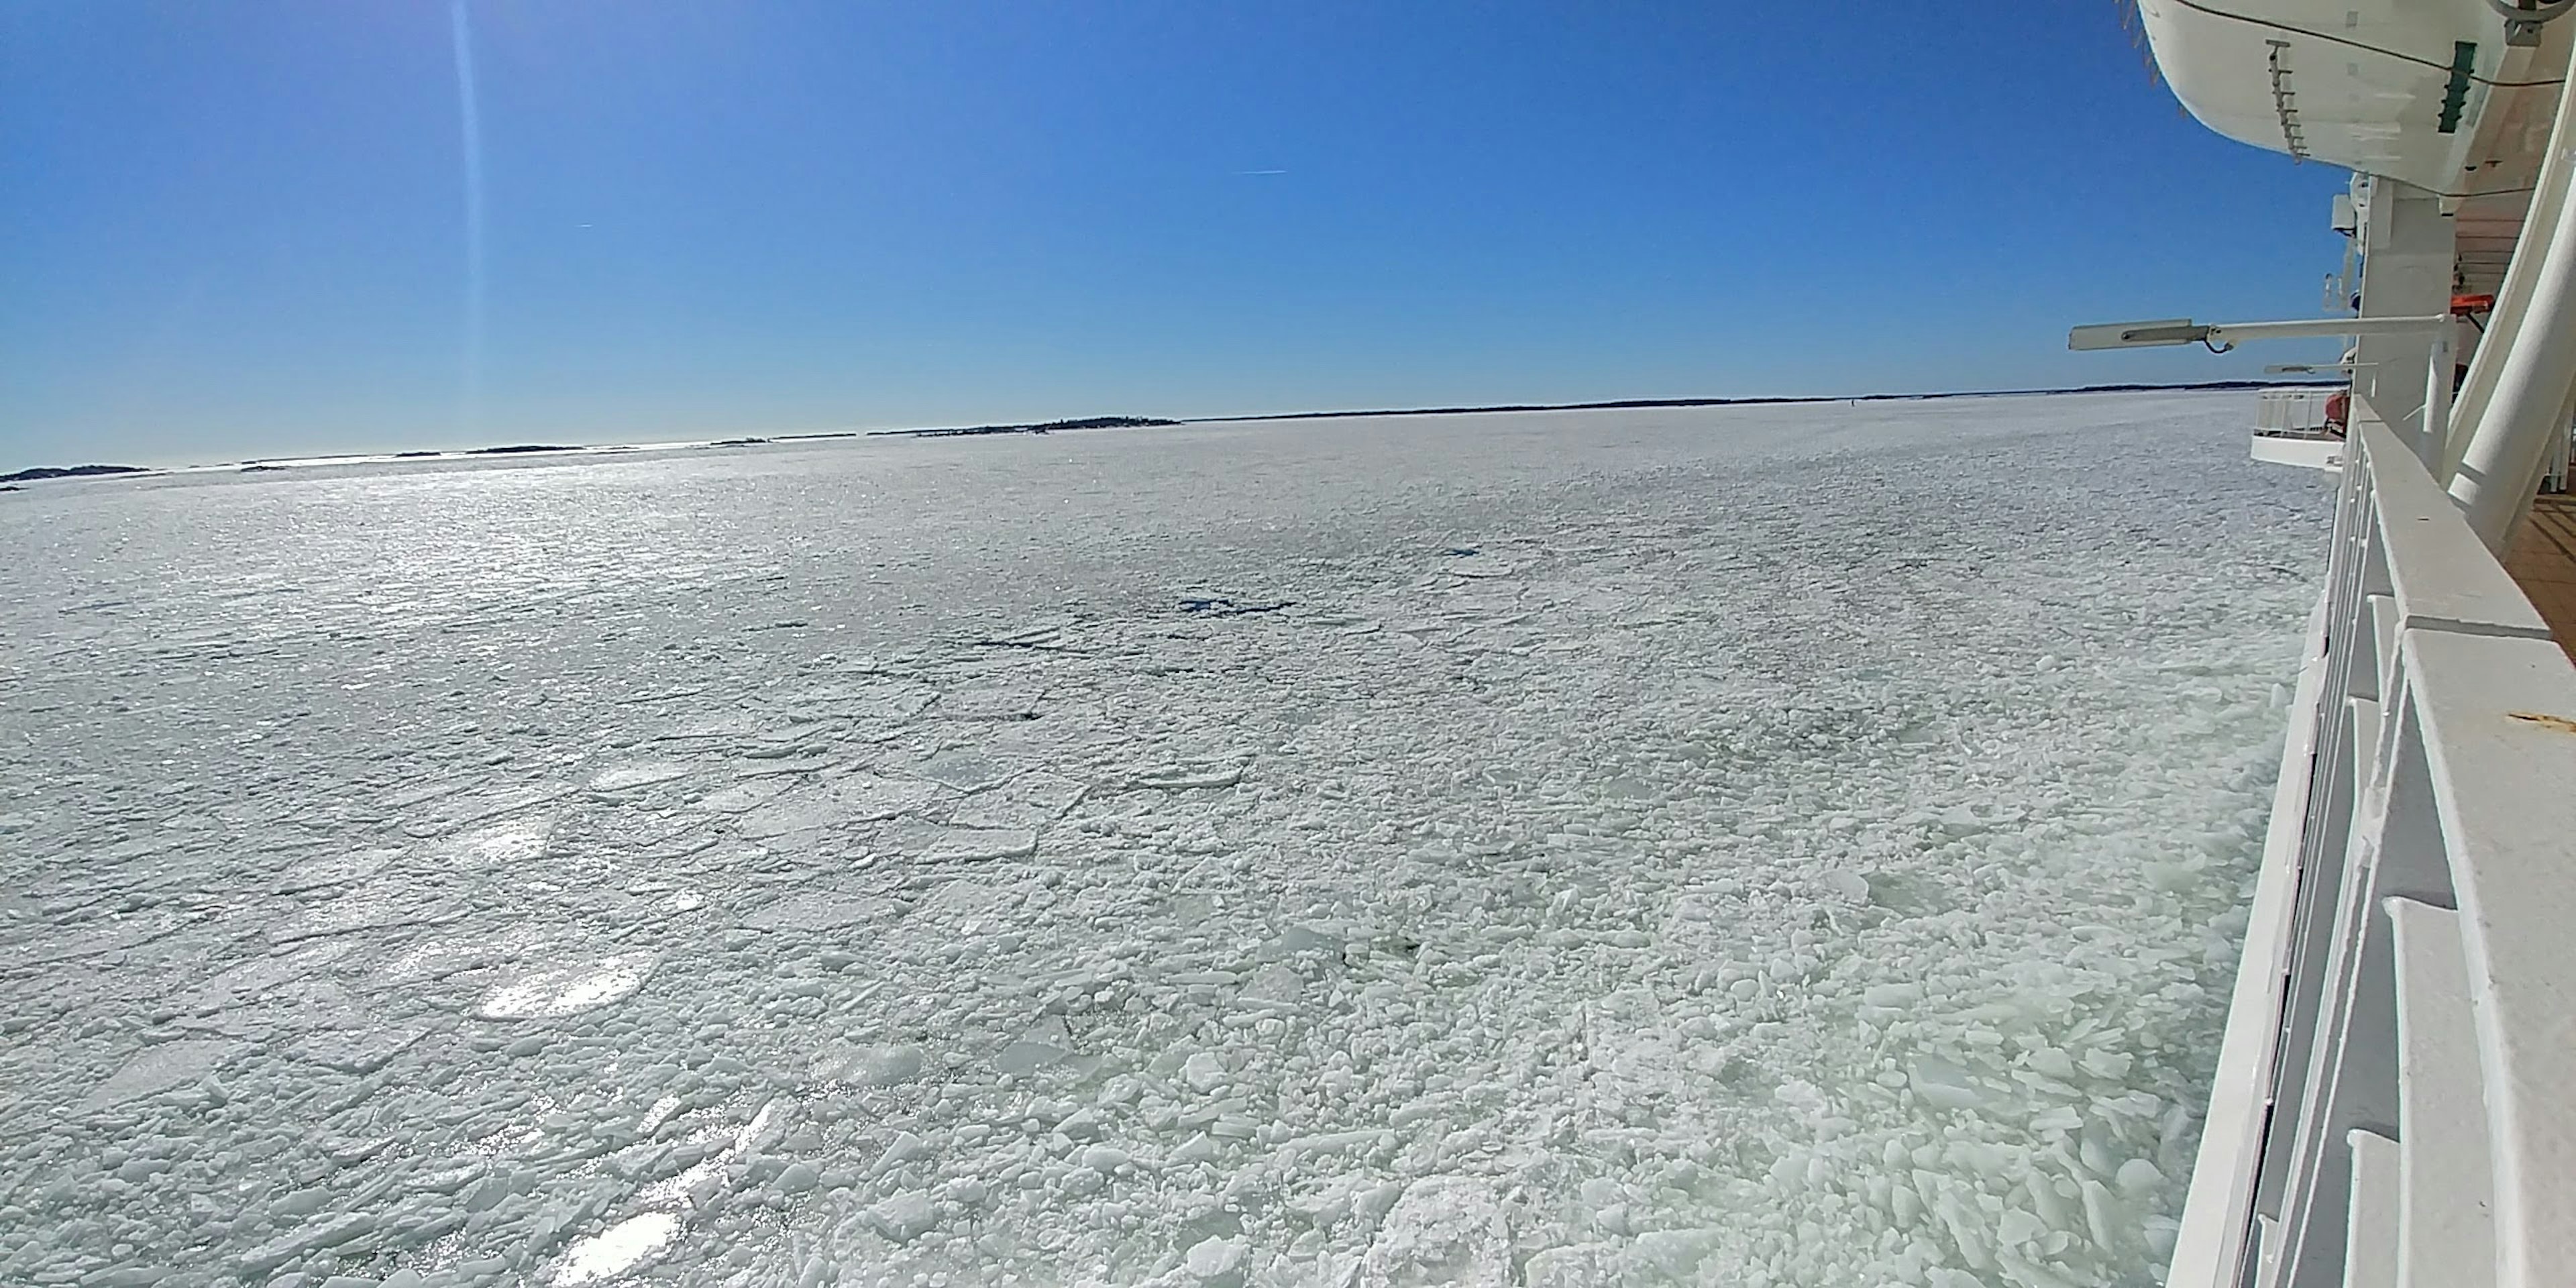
[2168,418,2576,1288]
[2255,388,2336,437]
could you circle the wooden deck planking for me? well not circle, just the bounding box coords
[2504,492,2576,663]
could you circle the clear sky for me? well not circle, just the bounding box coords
[2,2,2348,466]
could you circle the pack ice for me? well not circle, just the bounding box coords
[0,393,2324,1285]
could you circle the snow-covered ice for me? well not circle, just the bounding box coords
[0,393,2326,1285]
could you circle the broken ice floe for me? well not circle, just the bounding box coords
[738,773,940,839]
[741,891,894,933]
[450,816,552,865]
[694,777,794,814]
[82,1040,239,1109]
[474,952,655,1019]
[586,760,694,793]
[882,820,1037,863]
[1127,761,1246,790]
[909,747,1016,792]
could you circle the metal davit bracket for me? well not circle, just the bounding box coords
[2487,0,2576,46]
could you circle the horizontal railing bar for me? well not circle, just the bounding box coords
[2355,423,2555,641]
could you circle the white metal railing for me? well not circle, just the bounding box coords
[2257,388,2337,436]
[2167,419,2576,1288]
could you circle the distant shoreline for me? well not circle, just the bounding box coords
[869,415,1181,439]
[1183,378,2334,424]
[0,463,146,484]
[1,380,2328,479]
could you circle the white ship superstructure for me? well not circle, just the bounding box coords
[2082,4,2576,1285]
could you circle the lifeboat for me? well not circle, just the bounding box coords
[2134,0,2563,201]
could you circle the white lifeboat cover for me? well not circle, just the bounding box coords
[2139,0,2502,193]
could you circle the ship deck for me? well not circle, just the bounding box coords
[2506,492,2576,662]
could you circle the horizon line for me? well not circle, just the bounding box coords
[2,378,2333,477]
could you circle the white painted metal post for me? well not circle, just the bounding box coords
[2444,72,2576,484]
[2449,162,2576,549]
[2422,327,2454,472]
[2350,180,2455,462]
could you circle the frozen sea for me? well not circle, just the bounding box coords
[0,392,2328,1288]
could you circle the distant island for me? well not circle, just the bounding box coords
[391,450,442,458]
[0,464,146,484]
[871,415,1180,439]
[465,444,581,455]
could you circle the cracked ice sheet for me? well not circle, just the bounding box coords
[0,392,2325,1287]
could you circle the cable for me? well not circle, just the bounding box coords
[2163,0,2568,89]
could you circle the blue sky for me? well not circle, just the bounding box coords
[2,2,2347,465]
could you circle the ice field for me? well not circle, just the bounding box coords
[0,392,2328,1287]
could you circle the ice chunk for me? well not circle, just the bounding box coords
[1908,1056,1989,1112]
[553,1212,680,1284]
[995,1015,1073,1074]
[1360,1176,1510,1288]
[239,1212,377,1273]
[1183,1052,1228,1092]
[2029,1105,2083,1133]
[1264,923,1345,957]
[1863,983,1922,1008]
[1186,1235,1246,1279]
[2116,1157,2167,1198]
[1240,963,1303,1004]
[2081,1049,2135,1080]
[1997,1206,2045,1248]
[817,1043,925,1087]
[868,1190,938,1242]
